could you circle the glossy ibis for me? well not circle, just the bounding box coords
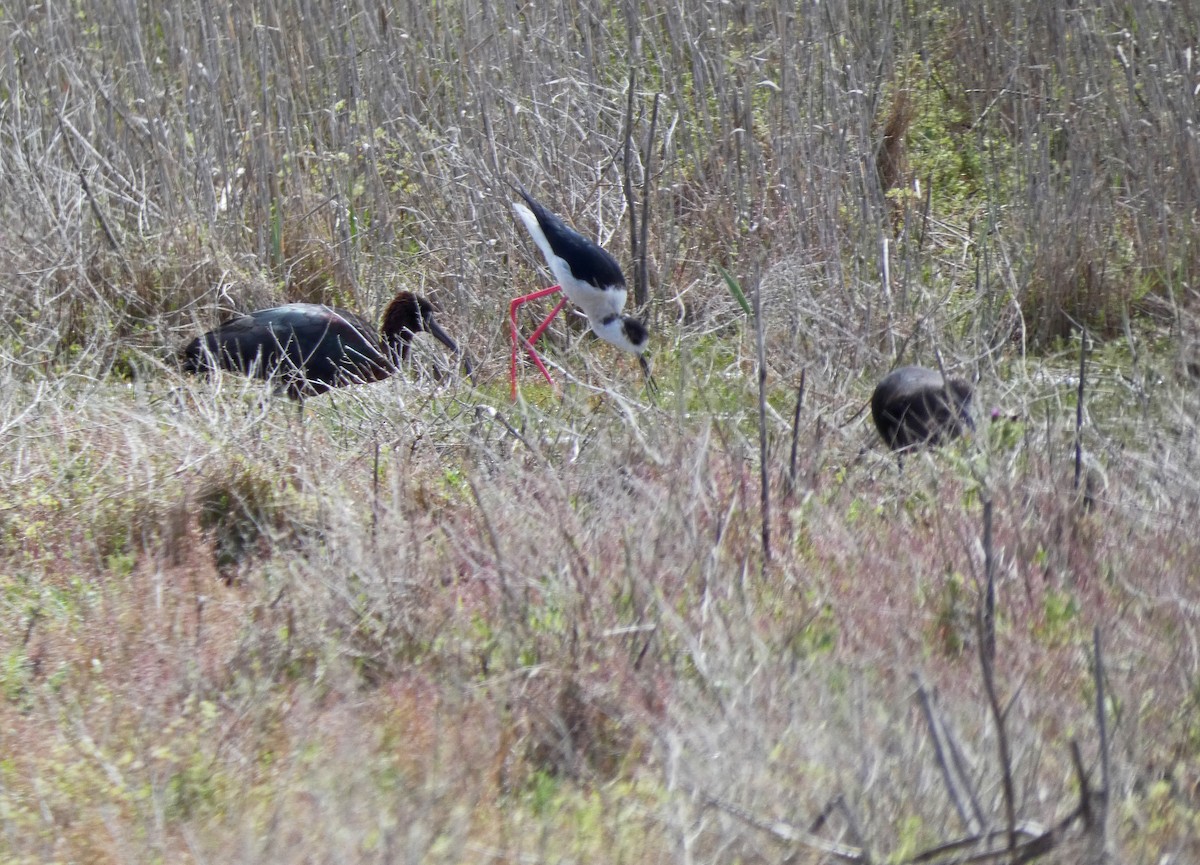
[182,291,462,400]
[871,365,974,451]
[509,186,652,399]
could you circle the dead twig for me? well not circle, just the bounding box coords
[55,109,133,280]
[638,92,659,311]
[981,497,996,668]
[753,265,770,565]
[786,369,806,498]
[1092,626,1111,849]
[913,675,986,834]
[696,791,866,863]
[622,70,642,305]
[976,497,1016,851]
[1074,327,1088,501]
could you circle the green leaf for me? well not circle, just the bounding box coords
[716,264,751,316]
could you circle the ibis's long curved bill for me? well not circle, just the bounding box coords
[425,318,460,354]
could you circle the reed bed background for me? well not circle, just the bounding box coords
[1,0,1199,862]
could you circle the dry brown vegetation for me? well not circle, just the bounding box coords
[2,0,1200,862]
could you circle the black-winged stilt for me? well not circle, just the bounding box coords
[509,186,651,399]
[871,365,974,451]
[183,291,465,401]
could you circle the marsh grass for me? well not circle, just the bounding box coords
[2,0,1200,862]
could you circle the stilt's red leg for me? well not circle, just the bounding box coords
[528,297,567,345]
[509,285,565,399]
[517,296,566,393]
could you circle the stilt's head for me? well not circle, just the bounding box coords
[593,313,651,356]
[595,312,656,395]
[382,292,461,362]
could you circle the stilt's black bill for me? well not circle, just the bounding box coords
[639,355,658,399]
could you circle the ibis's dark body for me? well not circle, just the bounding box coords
[182,292,458,400]
[871,365,974,451]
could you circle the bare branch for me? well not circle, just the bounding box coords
[697,791,867,863]
[913,675,985,834]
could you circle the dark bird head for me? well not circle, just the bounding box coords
[621,316,650,354]
[381,291,475,382]
[945,377,975,431]
[181,333,218,375]
[181,338,203,374]
[382,292,460,361]
[621,317,657,396]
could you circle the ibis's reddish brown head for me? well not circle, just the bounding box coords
[381,291,460,362]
